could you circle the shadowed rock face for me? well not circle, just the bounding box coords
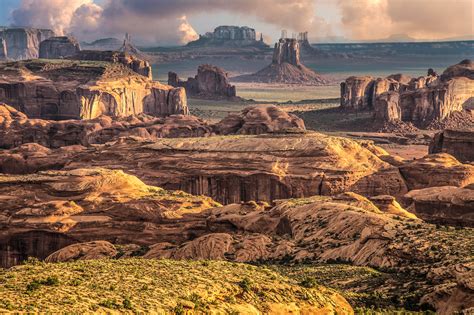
[0,27,55,60]
[341,60,474,127]
[39,36,81,59]
[0,60,187,120]
[168,64,236,98]
[430,129,474,162]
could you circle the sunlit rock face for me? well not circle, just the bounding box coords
[0,59,187,120]
[341,60,474,127]
[0,27,55,60]
[430,128,474,162]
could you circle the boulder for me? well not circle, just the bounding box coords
[39,36,81,59]
[168,64,236,98]
[214,104,305,135]
[45,241,117,262]
[0,59,187,120]
[429,129,474,162]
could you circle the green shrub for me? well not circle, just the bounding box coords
[238,277,253,293]
[299,277,318,288]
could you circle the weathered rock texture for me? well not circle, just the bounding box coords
[0,59,187,120]
[233,38,329,85]
[72,50,152,79]
[214,104,305,134]
[1,169,472,313]
[0,38,7,60]
[405,186,474,227]
[168,64,236,98]
[0,103,211,149]
[39,36,81,59]
[430,128,474,162]
[0,27,55,60]
[341,60,474,128]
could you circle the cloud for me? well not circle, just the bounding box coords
[10,0,94,35]
[338,0,473,40]
[177,16,199,44]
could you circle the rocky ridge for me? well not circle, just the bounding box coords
[39,36,81,59]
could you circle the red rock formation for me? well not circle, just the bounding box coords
[0,27,55,60]
[233,38,329,85]
[168,64,236,98]
[430,129,474,162]
[0,59,187,120]
[39,36,81,59]
[214,104,305,134]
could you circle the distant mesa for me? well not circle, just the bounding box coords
[168,64,237,99]
[0,27,55,60]
[186,25,269,48]
[80,37,123,51]
[233,35,330,85]
[39,36,81,59]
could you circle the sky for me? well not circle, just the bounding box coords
[1,0,473,45]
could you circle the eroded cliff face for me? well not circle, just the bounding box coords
[430,129,474,162]
[0,60,187,120]
[341,60,474,127]
[0,27,55,60]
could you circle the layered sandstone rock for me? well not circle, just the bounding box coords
[214,104,305,134]
[341,60,474,128]
[72,50,152,79]
[0,59,187,120]
[233,38,329,85]
[187,25,268,48]
[39,36,81,59]
[45,241,117,262]
[0,103,211,149]
[0,27,55,60]
[405,186,474,226]
[430,129,474,162]
[168,64,236,98]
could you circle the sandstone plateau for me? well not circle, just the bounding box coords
[340,60,474,128]
[39,36,81,59]
[0,27,55,60]
[0,59,187,120]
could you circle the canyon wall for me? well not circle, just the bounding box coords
[0,27,55,60]
[430,129,474,162]
[340,60,474,127]
[0,60,187,120]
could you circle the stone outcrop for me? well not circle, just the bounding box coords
[233,38,329,85]
[0,27,55,60]
[72,50,152,79]
[168,64,236,98]
[0,59,187,120]
[214,104,305,134]
[0,38,7,60]
[430,129,474,162]
[0,103,211,149]
[1,169,472,313]
[405,186,474,226]
[341,60,474,128]
[39,36,81,59]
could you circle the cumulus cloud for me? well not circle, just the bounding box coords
[11,0,94,35]
[338,0,473,40]
[177,16,199,44]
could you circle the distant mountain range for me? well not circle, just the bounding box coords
[312,34,474,44]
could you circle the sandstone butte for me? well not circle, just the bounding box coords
[0,168,472,313]
[0,59,187,120]
[340,59,474,128]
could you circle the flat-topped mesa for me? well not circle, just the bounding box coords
[272,38,300,66]
[168,64,236,98]
[340,60,474,128]
[0,27,55,60]
[187,25,268,48]
[0,59,187,120]
[233,38,329,85]
[71,50,152,79]
[39,36,81,59]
